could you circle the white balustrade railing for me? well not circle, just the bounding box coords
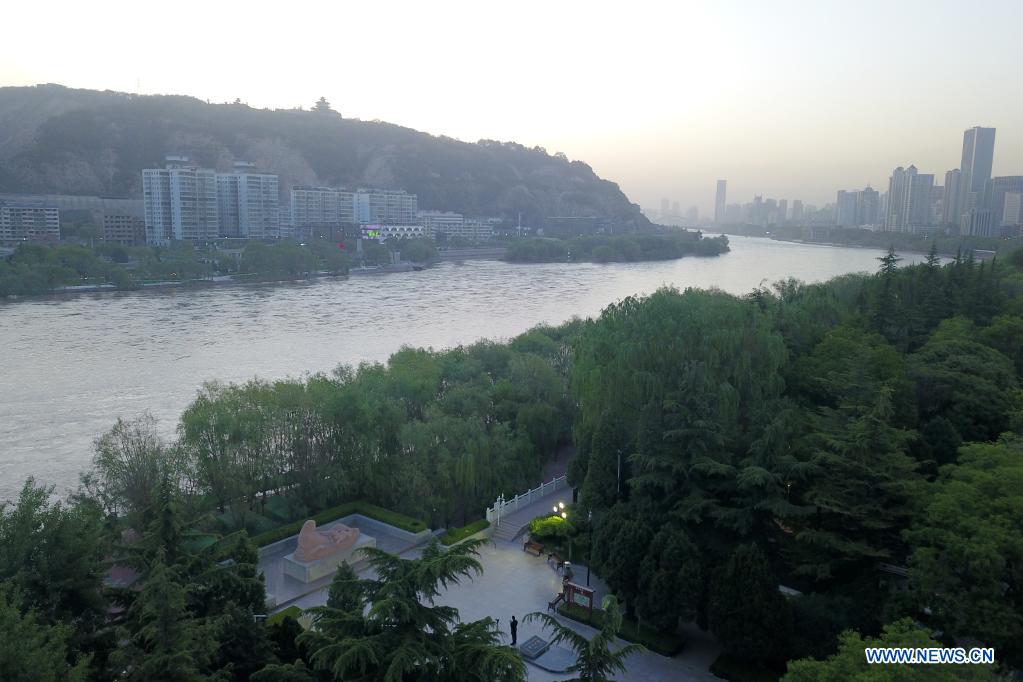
[486,475,569,526]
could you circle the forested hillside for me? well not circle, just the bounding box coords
[0,84,649,229]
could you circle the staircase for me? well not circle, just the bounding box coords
[492,520,529,543]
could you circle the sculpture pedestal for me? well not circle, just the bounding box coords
[283,534,376,583]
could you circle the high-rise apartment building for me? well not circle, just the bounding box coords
[961,208,995,237]
[959,126,996,223]
[790,200,803,224]
[714,180,727,224]
[835,187,879,226]
[1002,192,1023,227]
[942,169,962,225]
[290,186,356,238]
[984,176,1023,226]
[216,165,280,239]
[885,166,933,232]
[354,189,418,225]
[142,157,218,244]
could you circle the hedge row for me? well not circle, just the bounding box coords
[440,519,490,546]
[267,605,302,626]
[250,501,428,547]
[557,603,686,657]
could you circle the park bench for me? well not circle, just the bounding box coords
[547,552,565,572]
[523,539,543,556]
[547,591,565,612]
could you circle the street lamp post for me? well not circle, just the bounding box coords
[586,509,593,586]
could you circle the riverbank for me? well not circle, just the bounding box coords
[0,237,906,499]
[702,226,1017,259]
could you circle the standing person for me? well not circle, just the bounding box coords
[510,615,518,646]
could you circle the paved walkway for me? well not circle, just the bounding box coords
[288,539,720,681]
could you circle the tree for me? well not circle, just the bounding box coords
[526,595,643,682]
[634,525,703,630]
[84,412,177,519]
[0,479,107,629]
[299,539,525,682]
[113,558,213,682]
[707,544,792,664]
[0,584,89,682]
[903,437,1023,667]
[783,619,997,681]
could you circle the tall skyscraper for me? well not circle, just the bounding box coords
[660,198,670,218]
[959,126,996,223]
[942,169,962,226]
[885,165,933,232]
[714,180,727,224]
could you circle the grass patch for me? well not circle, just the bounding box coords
[709,654,783,682]
[267,605,302,626]
[557,603,686,657]
[250,501,428,547]
[440,519,490,546]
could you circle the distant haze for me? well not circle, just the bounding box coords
[3,0,1022,214]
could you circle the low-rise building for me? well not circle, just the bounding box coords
[102,214,146,245]
[361,224,424,241]
[0,202,60,243]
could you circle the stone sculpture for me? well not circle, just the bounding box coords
[294,520,360,562]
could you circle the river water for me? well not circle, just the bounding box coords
[0,237,912,499]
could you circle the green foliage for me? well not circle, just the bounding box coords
[505,232,728,263]
[175,324,576,530]
[556,602,684,657]
[267,605,303,626]
[440,519,490,546]
[782,619,998,681]
[0,585,90,682]
[0,479,107,630]
[708,545,793,664]
[903,437,1023,667]
[527,514,572,542]
[527,594,644,682]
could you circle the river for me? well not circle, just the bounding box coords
[0,236,916,499]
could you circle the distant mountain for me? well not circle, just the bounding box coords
[0,84,650,229]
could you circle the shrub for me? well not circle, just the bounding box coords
[528,513,572,542]
[557,603,685,657]
[267,605,302,626]
[440,519,490,546]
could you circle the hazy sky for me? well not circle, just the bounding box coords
[3,0,1023,214]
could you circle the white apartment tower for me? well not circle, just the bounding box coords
[885,165,933,232]
[217,164,280,239]
[143,157,218,244]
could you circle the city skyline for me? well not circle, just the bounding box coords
[4,1,1023,216]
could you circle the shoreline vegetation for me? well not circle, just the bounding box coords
[504,231,729,263]
[0,231,730,300]
[705,223,1022,257]
[1,245,1021,679]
